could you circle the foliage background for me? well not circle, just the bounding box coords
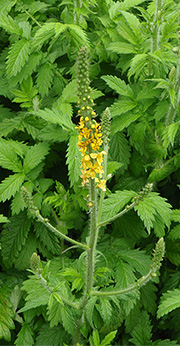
[0,0,180,345]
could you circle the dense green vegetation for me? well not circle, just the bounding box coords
[1,0,180,345]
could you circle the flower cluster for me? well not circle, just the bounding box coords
[77,114,106,191]
[76,46,106,191]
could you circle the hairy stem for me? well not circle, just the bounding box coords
[37,214,89,250]
[165,55,180,126]
[90,268,156,297]
[97,201,136,228]
[84,179,98,295]
[151,0,163,52]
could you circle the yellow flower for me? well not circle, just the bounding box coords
[97,179,106,191]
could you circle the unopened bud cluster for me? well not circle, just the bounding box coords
[133,183,153,205]
[151,237,165,272]
[30,252,41,272]
[101,107,111,146]
[76,47,107,191]
[21,186,40,217]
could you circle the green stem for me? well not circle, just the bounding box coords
[97,201,136,228]
[38,274,80,309]
[165,55,180,126]
[151,0,163,52]
[97,143,108,225]
[37,214,89,250]
[84,178,98,295]
[90,268,156,297]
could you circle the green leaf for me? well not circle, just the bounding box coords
[107,42,137,54]
[60,80,78,103]
[129,311,152,346]
[48,297,63,327]
[157,288,180,319]
[85,296,97,328]
[101,190,135,223]
[110,98,137,117]
[0,139,23,172]
[18,276,50,313]
[6,39,30,77]
[168,225,180,240]
[15,324,34,346]
[35,323,69,346]
[0,214,9,223]
[91,329,100,346]
[14,233,37,271]
[115,259,136,288]
[0,292,15,341]
[162,122,180,148]
[102,75,134,98]
[66,131,81,186]
[36,63,54,98]
[68,24,89,47]
[134,192,172,234]
[23,142,49,174]
[99,298,112,324]
[0,173,25,202]
[33,108,74,131]
[109,132,131,172]
[34,223,61,255]
[32,23,55,49]
[120,248,151,274]
[1,211,31,267]
[0,13,22,35]
[61,305,76,335]
[100,330,117,346]
[128,54,148,80]
[111,112,141,135]
[121,11,141,37]
[107,161,123,175]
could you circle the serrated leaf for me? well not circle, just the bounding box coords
[129,311,152,346]
[35,323,69,346]
[0,292,15,341]
[162,122,179,148]
[6,39,30,77]
[134,192,172,234]
[66,131,81,186]
[0,13,22,35]
[102,75,134,98]
[120,248,151,274]
[60,80,78,103]
[0,139,23,172]
[48,298,63,327]
[14,233,37,270]
[61,305,76,335]
[100,330,117,346]
[99,298,112,324]
[115,259,136,288]
[109,131,131,172]
[36,63,54,98]
[85,296,97,328]
[23,142,49,174]
[0,173,25,202]
[110,98,137,117]
[101,190,135,223]
[32,23,55,49]
[0,214,9,223]
[107,161,123,175]
[1,211,31,267]
[68,24,89,46]
[33,108,74,131]
[18,276,50,313]
[168,225,180,240]
[34,223,61,255]
[107,42,137,54]
[111,112,141,135]
[128,54,148,80]
[15,324,34,346]
[92,329,100,346]
[157,289,180,319]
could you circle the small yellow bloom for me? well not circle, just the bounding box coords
[85,117,89,121]
[97,179,106,191]
[90,153,97,159]
[81,106,85,110]
[84,154,90,161]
